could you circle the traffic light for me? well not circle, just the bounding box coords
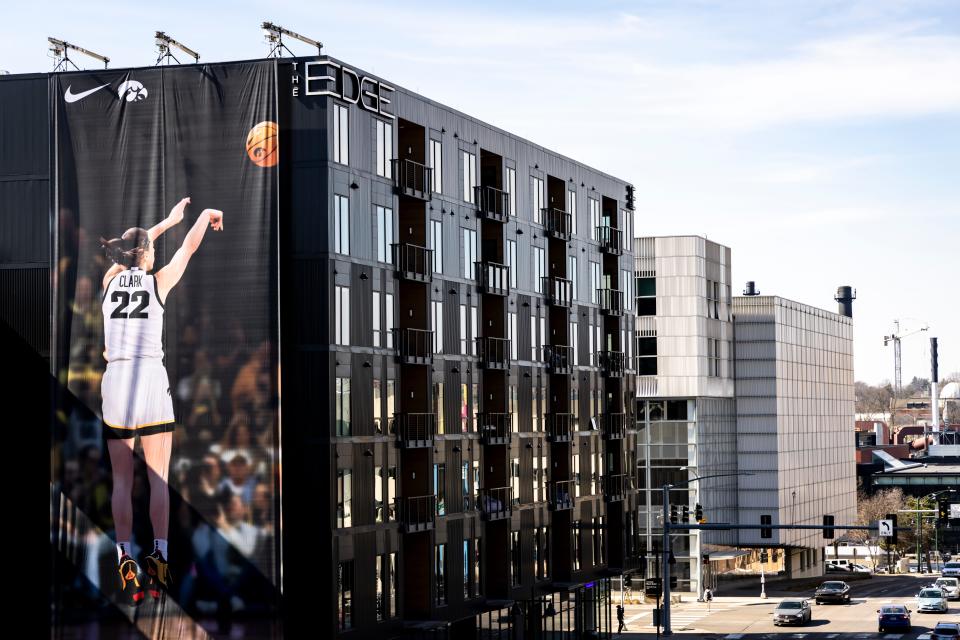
[939,501,949,525]
[695,503,704,523]
[760,550,769,563]
[823,514,835,539]
[670,505,678,524]
[681,505,690,523]
[761,514,772,539]
[886,513,898,544]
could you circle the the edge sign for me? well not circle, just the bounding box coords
[290,60,395,119]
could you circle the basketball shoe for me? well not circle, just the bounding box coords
[143,549,172,599]
[117,554,145,606]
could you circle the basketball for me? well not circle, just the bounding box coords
[246,121,278,167]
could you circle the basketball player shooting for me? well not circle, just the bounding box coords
[99,196,223,605]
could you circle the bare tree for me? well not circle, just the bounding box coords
[851,488,905,567]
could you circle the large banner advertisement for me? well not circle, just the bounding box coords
[52,61,279,632]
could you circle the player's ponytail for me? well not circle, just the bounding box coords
[99,227,150,267]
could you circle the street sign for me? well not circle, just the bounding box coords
[878,519,894,537]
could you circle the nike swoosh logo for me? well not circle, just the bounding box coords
[64,83,110,103]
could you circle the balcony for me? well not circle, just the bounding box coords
[544,344,573,374]
[598,350,625,378]
[543,277,573,308]
[391,159,432,201]
[392,243,432,282]
[478,412,511,445]
[394,412,435,448]
[545,413,574,442]
[398,495,436,532]
[478,486,512,521]
[548,480,576,511]
[600,412,626,440]
[475,185,510,222]
[543,208,572,241]
[477,336,510,370]
[596,225,623,255]
[602,474,632,502]
[393,328,434,365]
[597,288,623,316]
[476,261,510,296]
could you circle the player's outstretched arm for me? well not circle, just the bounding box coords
[148,196,191,242]
[155,208,223,301]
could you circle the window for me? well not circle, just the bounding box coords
[533,453,544,502]
[622,208,631,244]
[387,465,396,521]
[532,379,542,433]
[430,139,443,193]
[708,338,720,377]
[434,463,446,516]
[431,220,443,274]
[532,176,544,223]
[373,378,383,434]
[335,377,351,436]
[509,312,518,360]
[590,262,601,304]
[460,383,469,433]
[462,151,476,203]
[375,465,384,522]
[568,189,577,235]
[507,240,518,288]
[433,300,443,353]
[337,561,353,630]
[511,530,521,586]
[530,310,538,361]
[471,306,478,356]
[376,120,393,178]
[460,305,468,355]
[571,385,579,427]
[637,276,656,316]
[385,293,394,349]
[434,382,445,435]
[462,462,470,510]
[589,198,600,240]
[335,286,350,345]
[505,167,516,215]
[573,525,582,571]
[511,457,520,505]
[622,269,632,311]
[570,321,579,366]
[594,516,605,564]
[509,384,518,433]
[533,247,545,294]
[335,195,349,255]
[588,320,596,365]
[464,539,477,598]
[333,104,349,165]
[573,453,581,497]
[337,469,352,527]
[373,291,381,347]
[375,205,393,263]
[435,544,447,605]
[462,229,477,279]
[376,553,396,620]
[568,256,578,300]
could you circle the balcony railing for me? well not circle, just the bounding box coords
[478,486,512,521]
[543,277,573,308]
[478,412,511,445]
[475,185,510,222]
[391,159,432,201]
[596,225,623,255]
[545,413,574,442]
[603,474,632,502]
[394,412,436,448]
[477,336,510,370]
[543,208,572,241]
[598,350,625,378]
[476,261,510,296]
[600,412,626,440]
[398,494,437,532]
[548,480,576,511]
[597,288,623,316]
[392,243,432,282]
[544,344,573,374]
[393,328,434,365]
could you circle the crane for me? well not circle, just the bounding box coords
[883,320,929,396]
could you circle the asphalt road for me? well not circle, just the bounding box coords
[617,574,959,639]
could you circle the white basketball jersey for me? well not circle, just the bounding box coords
[102,267,165,362]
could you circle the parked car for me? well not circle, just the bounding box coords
[849,563,872,573]
[943,562,960,578]
[917,587,949,613]
[773,599,812,626]
[877,604,912,633]
[815,581,851,604]
[935,577,960,600]
[932,621,960,639]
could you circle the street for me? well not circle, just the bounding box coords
[617,574,960,639]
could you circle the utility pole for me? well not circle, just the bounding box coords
[883,320,929,397]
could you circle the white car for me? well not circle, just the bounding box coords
[917,587,949,613]
[935,578,960,600]
[942,562,960,578]
[849,563,872,573]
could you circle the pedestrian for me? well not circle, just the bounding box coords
[704,587,713,612]
[616,603,628,633]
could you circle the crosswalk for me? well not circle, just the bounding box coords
[631,605,732,631]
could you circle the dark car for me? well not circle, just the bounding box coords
[932,622,960,639]
[773,599,812,626]
[815,580,851,604]
[877,604,911,632]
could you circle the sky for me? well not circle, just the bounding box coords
[2,1,957,385]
